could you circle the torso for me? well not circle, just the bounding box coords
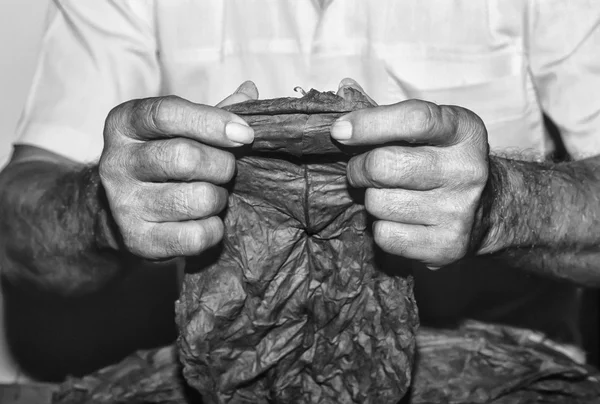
[154,0,552,157]
[145,0,579,342]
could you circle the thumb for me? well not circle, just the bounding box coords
[336,77,378,106]
[216,81,259,108]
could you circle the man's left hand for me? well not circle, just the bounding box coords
[331,81,490,268]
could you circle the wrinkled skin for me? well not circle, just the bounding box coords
[99,82,258,260]
[330,78,490,270]
[176,89,419,404]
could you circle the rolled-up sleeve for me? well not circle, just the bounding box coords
[15,0,160,163]
[528,0,600,159]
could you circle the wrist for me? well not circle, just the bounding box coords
[471,156,514,255]
[81,166,124,252]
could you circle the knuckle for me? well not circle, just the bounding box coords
[105,145,138,179]
[178,160,199,181]
[149,224,177,257]
[110,199,129,220]
[422,233,457,266]
[440,105,460,131]
[453,191,480,221]
[154,183,226,220]
[464,162,488,185]
[179,226,206,254]
[364,149,391,185]
[373,221,406,255]
[444,154,487,189]
[152,139,202,181]
[440,200,468,226]
[205,149,236,184]
[111,189,142,222]
[147,97,170,132]
[170,140,200,180]
[429,249,452,267]
[105,103,124,123]
[197,183,222,214]
[438,197,460,220]
[456,219,474,243]
[407,100,436,133]
[452,106,487,144]
[144,223,186,258]
[169,138,193,160]
[104,111,134,148]
[102,177,141,221]
[104,102,131,135]
[439,227,470,263]
[144,95,183,133]
[461,107,485,130]
[179,220,221,255]
[176,183,225,218]
[122,221,155,258]
[445,239,468,263]
[365,188,403,220]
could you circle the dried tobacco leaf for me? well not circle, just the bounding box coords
[52,323,600,404]
[175,89,419,404]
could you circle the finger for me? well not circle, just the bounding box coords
[130,138,236,183]
[106,95,254,146]
[331,100,475,146]
[365,188,440,225]
[347,146,444,190]
[336,77,378,106]
[373,220,466,267]
[216,81,259,108]
[129,216,224,259]
[138,182,228,222]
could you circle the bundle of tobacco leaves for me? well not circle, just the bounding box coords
[53,322,600,404]
[175,88,418,403]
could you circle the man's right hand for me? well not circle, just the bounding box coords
[99,82,258,259]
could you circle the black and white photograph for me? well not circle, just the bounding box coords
[1,1,599,403]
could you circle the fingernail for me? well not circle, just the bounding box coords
[235,81,257,97]
[331,120,353,141]
[226,122,254,144]
[338,77,358,90]
[426,265,441,271]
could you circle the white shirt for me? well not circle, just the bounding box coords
[15,0,600,163]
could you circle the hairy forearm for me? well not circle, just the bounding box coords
[477,155,600,285]
[0,161,127,296]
